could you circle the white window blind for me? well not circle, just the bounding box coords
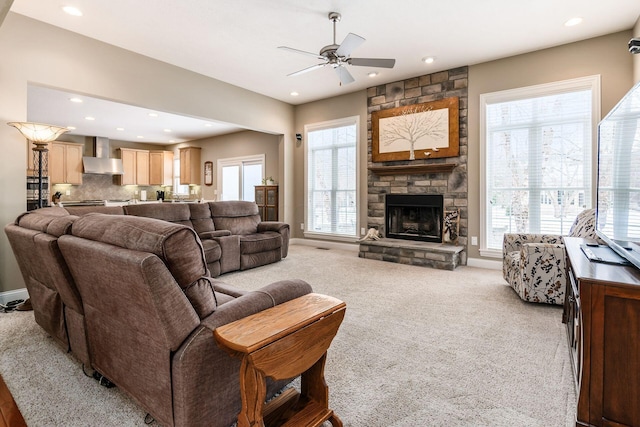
[173,157,189,195]
[305,117,358,238]
[481,76,599,253]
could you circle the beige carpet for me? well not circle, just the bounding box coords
[0,245,576,426]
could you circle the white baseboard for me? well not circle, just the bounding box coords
[290,238,359,252]
[0,288,29,305]
[467,257,502,270]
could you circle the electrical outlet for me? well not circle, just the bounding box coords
[134,190,138,195]
[65,190,71,196]
[361,227,366,236]
[471,236,478,246]
[300,223,304,230]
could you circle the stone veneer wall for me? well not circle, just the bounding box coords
[366,66,468,262]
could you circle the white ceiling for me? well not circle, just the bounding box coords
[10,0,640,143]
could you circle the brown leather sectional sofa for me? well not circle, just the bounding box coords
[4,201,307,427]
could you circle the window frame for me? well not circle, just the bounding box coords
[479,75,601,258]
[303,115,360,242]
[216,154,265,201]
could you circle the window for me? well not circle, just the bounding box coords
[305,116,359,239]
[217,155,264,201]
[480,76,600,256]
[173,157,189,195]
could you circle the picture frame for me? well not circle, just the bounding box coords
[204,161,213,186]
[443,209,460,245]
[372,97,459,162]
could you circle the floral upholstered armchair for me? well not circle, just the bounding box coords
[503,208,600,305]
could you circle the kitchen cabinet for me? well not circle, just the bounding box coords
[118,148,149,186]
[149,150,173,186]
[179,146,201,185]
[255,185,278,221]
[50,141,83,185]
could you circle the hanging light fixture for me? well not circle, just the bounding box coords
[7,122,70,209]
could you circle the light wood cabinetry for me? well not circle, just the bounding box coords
[149,150,173,186]
[563,237,640,427]
[118,148,149,186]
[49,141,83,185]
[179,146,201,185]
[255,185,278,221]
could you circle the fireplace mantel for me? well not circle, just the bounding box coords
[369,163,457,176]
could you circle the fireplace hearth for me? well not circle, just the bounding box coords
[385,194,443,243]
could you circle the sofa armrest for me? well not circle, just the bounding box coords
[199,230,232,239]
[212,281,247,298]
[520,243,567,288]
[202,279,312,330]
[257,221,289,233]
[503,233,563,257]
[258,222,290,258]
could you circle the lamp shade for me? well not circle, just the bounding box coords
[7,122,69,143]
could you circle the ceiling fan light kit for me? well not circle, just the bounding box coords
[279,12,396,85]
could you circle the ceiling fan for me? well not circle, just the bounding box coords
[278,12,396,85]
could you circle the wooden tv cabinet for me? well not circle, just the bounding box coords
[563,237,640,427]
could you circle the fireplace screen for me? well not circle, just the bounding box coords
[385,194,443,242]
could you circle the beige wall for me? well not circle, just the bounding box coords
[293,91,368,239]
[171,131,280,203]
[467,31,634,260]
[0,13,295,294]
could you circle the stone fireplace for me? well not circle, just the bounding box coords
[385,194,443,243]
[358,66,468,270]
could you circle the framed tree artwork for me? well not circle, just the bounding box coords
[372,97,459,162]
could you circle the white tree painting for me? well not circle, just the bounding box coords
[379,106,449,160]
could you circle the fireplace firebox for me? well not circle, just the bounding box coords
[385,194,443,243]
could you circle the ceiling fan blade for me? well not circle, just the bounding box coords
[335,66,355,85]
[349,58,396,68]
[336,33,365,57]
[278,46,324,60]
[288,63,326,77]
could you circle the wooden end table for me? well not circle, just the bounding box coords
[214,293,346,427]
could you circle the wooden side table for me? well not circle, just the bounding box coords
[214,293,346,427]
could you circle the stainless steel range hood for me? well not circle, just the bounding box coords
[82,136,124,175]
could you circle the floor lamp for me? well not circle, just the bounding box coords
[5,122,69,312]
[8,122,69,209]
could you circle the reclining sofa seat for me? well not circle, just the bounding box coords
[57,213,312,427]
[4,207,91,366]
[123,203,226,276]
[209,200,289,270]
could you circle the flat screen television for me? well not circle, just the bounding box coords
[596,80,640,269]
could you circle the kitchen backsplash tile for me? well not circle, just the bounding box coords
[52,174,200,202]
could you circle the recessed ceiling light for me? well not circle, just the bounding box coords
[137,136,144,139]
[148,113,158,117]
[66,126,76,130]
[169,140,176,143]
[422,57,435,64]
[69,97,82,103]
[564,17,583,27]
[290,91,299,96]
[368,72,378,78]
[164,129,172,133]
[116,127,124,131]
[62,6,83,16]
[204,123,213,127]
[85,116,95,121]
